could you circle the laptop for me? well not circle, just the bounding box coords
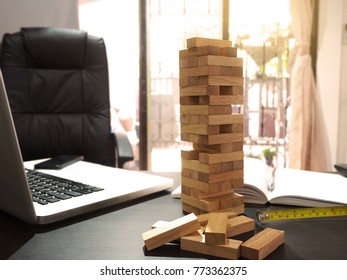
[0,70,174,225]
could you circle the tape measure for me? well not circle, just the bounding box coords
[257,205,347,223]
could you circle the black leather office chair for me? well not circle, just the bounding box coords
[0,27,134,168]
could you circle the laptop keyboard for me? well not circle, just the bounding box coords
[26,170,104,205]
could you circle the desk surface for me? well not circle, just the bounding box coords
[1,172,347,260]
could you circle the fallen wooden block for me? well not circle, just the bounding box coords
[181,234,242,260]
[150,220,203,245]
[197,211,238,226]
[205,213,228,245]
[240,227,285,260]
[142,213,201,251]
[227,215,255,237]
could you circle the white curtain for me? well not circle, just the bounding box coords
[288,0,327,171]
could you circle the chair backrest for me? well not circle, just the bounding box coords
[0,27,116,167]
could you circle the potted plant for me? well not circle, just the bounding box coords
[263,147,276,167]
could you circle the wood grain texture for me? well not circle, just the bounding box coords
[227,215,255,237]
[181,234,242,260]
[241,227,285,260]
[142,213,200,251]
[205,213,228,245]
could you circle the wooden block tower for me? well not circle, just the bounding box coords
[179,37,244,215]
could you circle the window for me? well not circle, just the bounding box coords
[79,0,293,171]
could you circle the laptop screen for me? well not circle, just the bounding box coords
[0,69,37,224]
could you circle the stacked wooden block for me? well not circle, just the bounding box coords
[179,37,245,215]
[142,212,285,260]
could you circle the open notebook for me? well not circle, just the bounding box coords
[172,157,347,208]
[236,157,347,207]
[0,70,173,225]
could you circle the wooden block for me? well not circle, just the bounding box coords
[220,47,238,57]
[193,142,242,153]
[198,55,243,67]
[197,76,244,87]
[180,56,243,71]
[180,65,217,77]
[181,132,244,145]
[186,205,245,216]
[179,46,223,59]
[220,193,244,209]
[182,158,241,174]
[202,192,244,209]
[182,192,244,214]
[180,65,242,78]
[181,168,200,181]
[219,204,244,215]
[241,228,285,260]
[199,95,244,105]
[180,85,220,97]
[180,114,198,124]
[181,176,211,193]
[181,193,220,212]
[187,37,232,48]
[182,202,208,215]
[179,56,199,68]
[181,124,220,135]
[228,86,243,95]
[182,184,235,200]
[151,220,204,236]
[227,215,255,237]
[181,234,242,260]
[199,169,243,184]
[151,220,169,229]
[181,185,191,196]
[231,123,243,133]
[180,46,238,60]
[197,211,238,226]
[232,160,244,170]
[180,96,200,105]
[205,213,228,245]
[181,149,199,160]
[182,202,192,214]
[180,65,239,78]
[180,85,243,97]
[207,133,244,145]
[180,105,232,115]
[181,158,222,174]
[199,151,244,164]
[182,175,242,193]
[182,183,234,199]
[180,114,244,126]
[199,114,243,125]
[142,213,201,251]
[233,178,244,189]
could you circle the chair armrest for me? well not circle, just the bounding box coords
[112,130,134,168]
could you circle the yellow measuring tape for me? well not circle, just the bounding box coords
[257,205,347,223]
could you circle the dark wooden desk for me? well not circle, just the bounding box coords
[1,172,347,260]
